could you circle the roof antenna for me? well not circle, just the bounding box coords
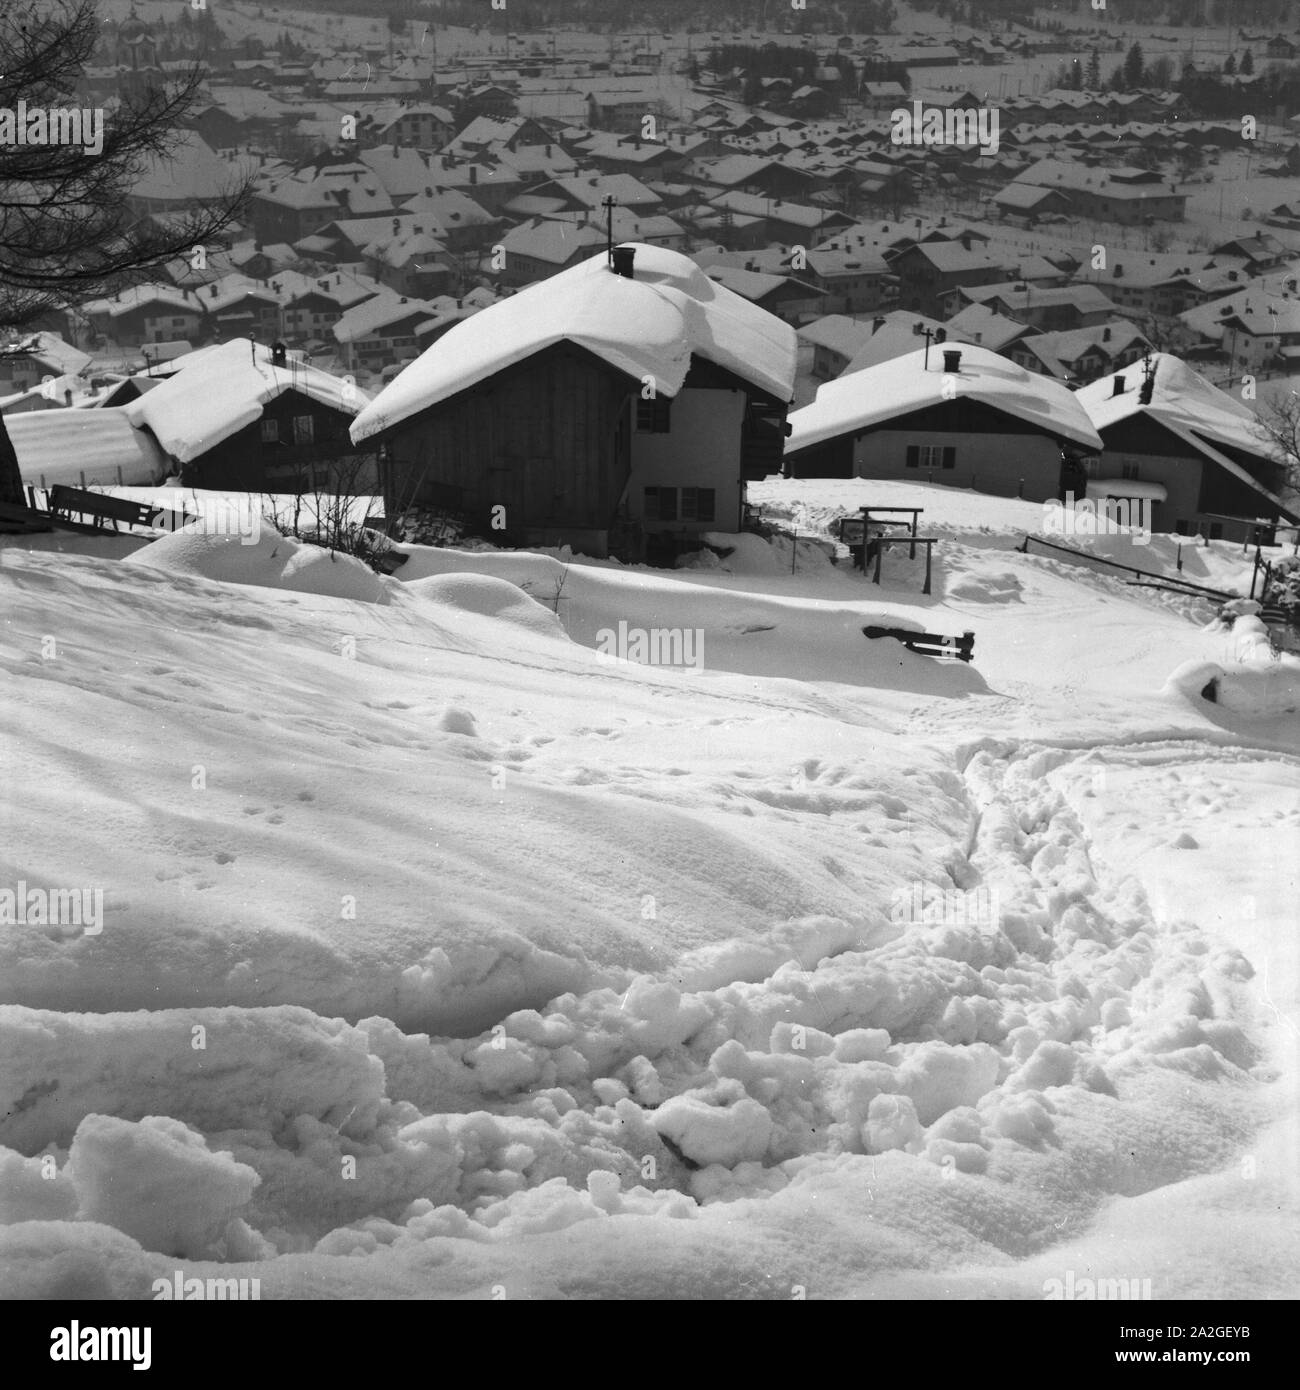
[602,194,615,268]
[1139,351,1157,404]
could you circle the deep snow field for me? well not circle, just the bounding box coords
[1,476,1297,1300]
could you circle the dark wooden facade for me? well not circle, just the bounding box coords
[379,343,636,552]
[177,388,375,491]
[375,344,790,559]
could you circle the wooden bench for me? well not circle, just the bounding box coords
[863,625,975,663]
[46,485,196,534]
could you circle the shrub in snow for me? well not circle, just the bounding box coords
[67,1114,262,1260]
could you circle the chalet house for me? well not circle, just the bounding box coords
[333,292,441,374]
[784,342,1102,502]
[1076,355,1299,542]
[1266,35,1298,60]
[270,270,381,344]
[125,339,373,492]
[498,219,617,287]
[0,334,91,396]
[702,266,825,324]
[1008,322,1152,385]
[362,105,456,151]
[708,191,854,246]
[81,286,204,350]
[1180,287,1300,373]
[800,245,899,314]
[250,163,395,246]
[1011,159,1186,226]
[798,315,878,379]
[889,238,1016,316]
[194,276,283,342]
[350,243,797,563]
[1077,255,1248,318]
[944,282,1120,332]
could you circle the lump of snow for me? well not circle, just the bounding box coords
[126,528,388,604]
[1169,831,1199,849]
[897,1042,1000,1125]
[833,1028,892,1064]
[406,573,565,638]
[66,1114,261,1260]
[651,1094,773,1168]
[0,1147,77,1224]
[862,1093,923,1154]
[1008,1039,1077,1091]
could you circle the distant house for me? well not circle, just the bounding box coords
[1266,35,1297,60]
[81,285,204,350]
[350,243,797,562]
[889,237,1016,316]
[943,281,1120,332]
[0,333,91,396]
[702,265,824,324]
[193,276,284,342]
[784,342,1102,499]
[1076,355,1299,541]
[1008,321,1152,385]
[1011,158,1186,226]
[125,339,373,491]
[333,291,441,374]
[798,315,878,379]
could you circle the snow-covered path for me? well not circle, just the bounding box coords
[1,481,1297,1298]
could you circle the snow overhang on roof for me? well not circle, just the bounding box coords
[787,342,1104,454]
[124,339,369,463]
[351,243,798,443]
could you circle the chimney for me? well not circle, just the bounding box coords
[470,165,478,183]
[611,245,636,279]
[1112,374,1126,396]
[271,341,288,367]
[1103,326,1111,341]
[942,348,962,373]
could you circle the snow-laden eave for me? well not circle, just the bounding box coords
[349,339,649,445]
[1154,414,1299,521]
[352,245,797,445]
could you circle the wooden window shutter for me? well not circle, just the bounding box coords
[942,446,956,470]
[906,445,920,469]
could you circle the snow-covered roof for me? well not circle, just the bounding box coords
[125,340,370,463]
[352,244,798,443]
[1076,354,1292,514]
[7,405,170,486]
[788,342,1104,454]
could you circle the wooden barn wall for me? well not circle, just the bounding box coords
[386,347,633,534]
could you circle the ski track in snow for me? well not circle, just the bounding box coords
[1,482,1297,1299]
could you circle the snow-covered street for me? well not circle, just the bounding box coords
[1,478,1296,1299]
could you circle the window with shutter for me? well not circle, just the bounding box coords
[636,396,672,433]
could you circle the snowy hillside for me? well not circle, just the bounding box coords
[1,478,1297,1300]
